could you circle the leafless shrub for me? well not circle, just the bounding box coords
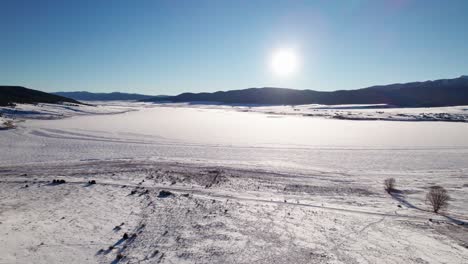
[52,179,66,184]
[384,178,396,193]
[158,190,173,198]
[426,186,450,213]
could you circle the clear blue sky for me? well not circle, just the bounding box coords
[1,0,467,95]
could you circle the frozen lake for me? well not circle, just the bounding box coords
[2,105,468,174]
[1,104,468,264]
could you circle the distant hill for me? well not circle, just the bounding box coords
[0,86,80,106]
[53,91,159,101]
[142,76,468,107]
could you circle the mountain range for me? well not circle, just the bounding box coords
[2,75,468,107]
[53,91,157,101]
[143,75,468,107]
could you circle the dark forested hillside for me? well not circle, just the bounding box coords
[0,86,80,106]
[142,76,468,107]
[53,91,158,101]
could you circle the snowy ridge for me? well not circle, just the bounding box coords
[0,102,141,120]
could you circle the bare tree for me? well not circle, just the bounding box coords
[426,186,450,213]
[384,178,396,193]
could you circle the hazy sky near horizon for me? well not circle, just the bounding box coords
[1,0,468,95]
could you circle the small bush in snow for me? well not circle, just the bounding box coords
[384,178,396,193]
[158,190,173,198]
[426,186,450,213]
[52,179,66,184]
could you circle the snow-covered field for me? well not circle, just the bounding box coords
[0,101,141,120]
[0,102,467,263]
[158,102,468,122]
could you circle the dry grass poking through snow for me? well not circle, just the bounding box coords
[0,160,467,263]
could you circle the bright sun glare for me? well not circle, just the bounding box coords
[270,49,299,77]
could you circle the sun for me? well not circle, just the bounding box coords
[270,49,299,77]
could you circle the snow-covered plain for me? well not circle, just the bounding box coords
[0,101,141,120]
[0,102,467,263]
[158,102,468,122]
